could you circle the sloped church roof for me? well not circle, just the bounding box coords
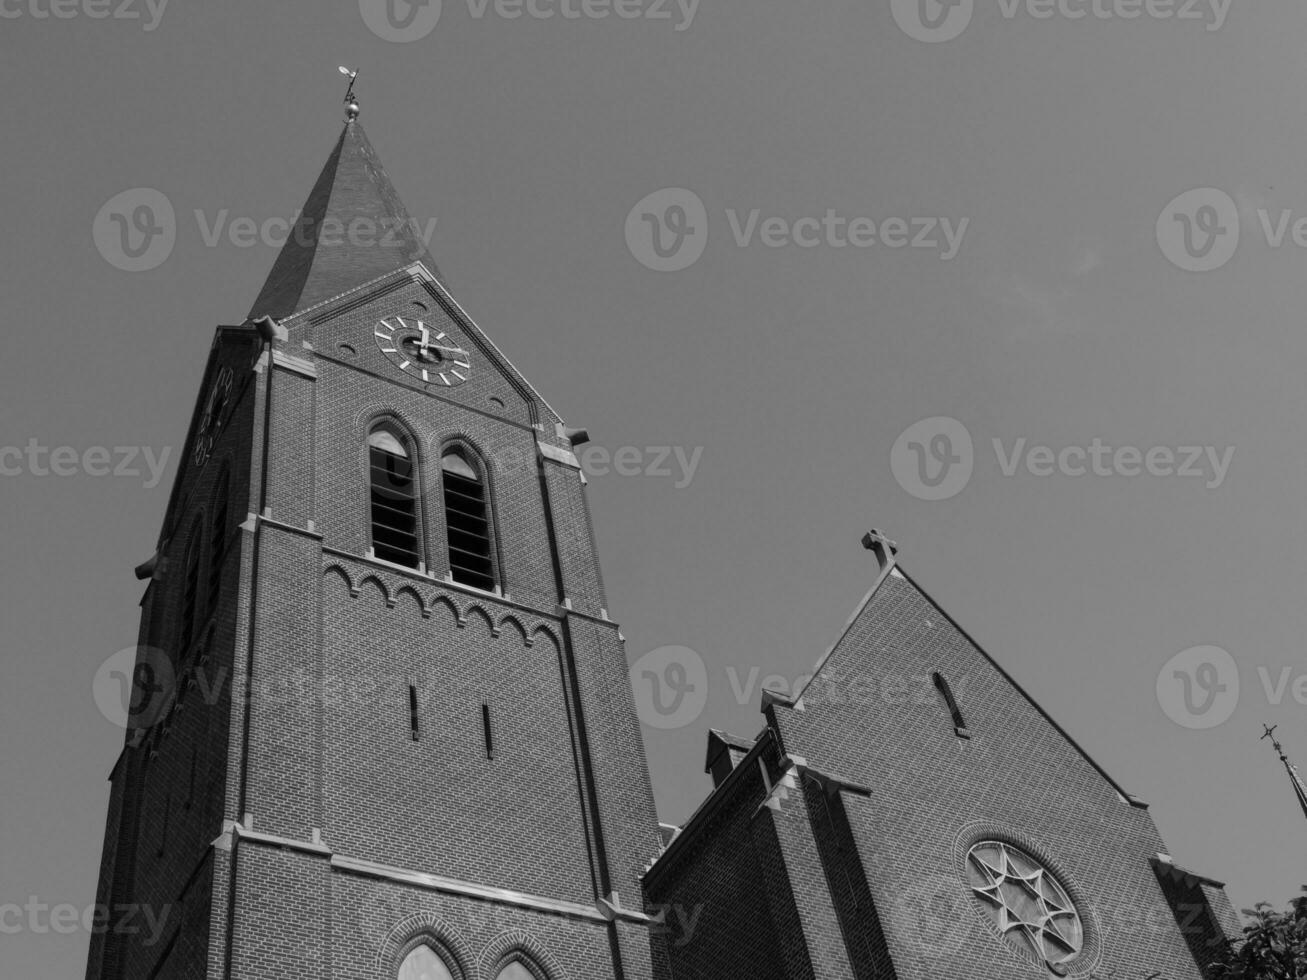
[247,118,443,322]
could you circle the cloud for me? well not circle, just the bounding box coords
[996,275,1078,338]
[986,242,1103,340]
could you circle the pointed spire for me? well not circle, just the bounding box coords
[1262,724,1307,823]
[247,114,442,323]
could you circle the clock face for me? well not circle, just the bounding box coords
[374,315,471,387]
[194,365,235,467]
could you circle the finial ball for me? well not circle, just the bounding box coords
[346,100,361,121]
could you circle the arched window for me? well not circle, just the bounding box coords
[206,471,229,615]
[495,963,539,980]
[398,945,455,980]
[440,446,495,591]
[179,518,203,653]
[369,427,421,568]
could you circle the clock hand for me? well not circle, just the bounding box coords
[416,346,461,362]
[399,335,469,364]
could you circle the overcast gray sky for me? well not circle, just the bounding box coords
[3,0,1306,974]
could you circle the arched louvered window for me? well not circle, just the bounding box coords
[179,518,203,653]
[207,471,229,615]
[441,447,495,591]
[369,427,421,568]
[398,945,455,980]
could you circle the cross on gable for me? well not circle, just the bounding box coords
[1262,724,1284,755]
[861,528,899,571]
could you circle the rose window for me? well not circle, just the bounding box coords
[966,841,1084,964]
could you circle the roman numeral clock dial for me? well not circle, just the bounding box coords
[373,316,472,387]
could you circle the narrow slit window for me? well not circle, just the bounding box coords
[206,474,229,615]
[409,684,420,741]
[179,521,203,654]
[185,747,197,810]
[145,935,178,980]
[369,429,421,568]
[482,703,496,759]
[157,793,171,857]
[844,869,860,909]
[933,671,970,738]
[441,448,495,591]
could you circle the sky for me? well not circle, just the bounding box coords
[2,0,1306,974]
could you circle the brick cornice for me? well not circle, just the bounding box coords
[321,545,620,631]
[642,730,783,891]
[219,822,652,925]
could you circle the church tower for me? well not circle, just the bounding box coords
[85,94,1244,980]
[86,100,663,980]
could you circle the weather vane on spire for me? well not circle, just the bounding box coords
[1261,723,1307,824]
[339,66,360,121]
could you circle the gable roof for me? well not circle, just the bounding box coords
[790,557,1148,809]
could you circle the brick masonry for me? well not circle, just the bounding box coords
[86,119,1239,980]
[86,251,666,978]
[643,565,1242,978]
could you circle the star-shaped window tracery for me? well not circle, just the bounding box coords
[967,842,1084,964]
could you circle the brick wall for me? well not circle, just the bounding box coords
[85,268,665,979]
[86,331,260,980]
[644,738,807,979]
[766,568,1227,979]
